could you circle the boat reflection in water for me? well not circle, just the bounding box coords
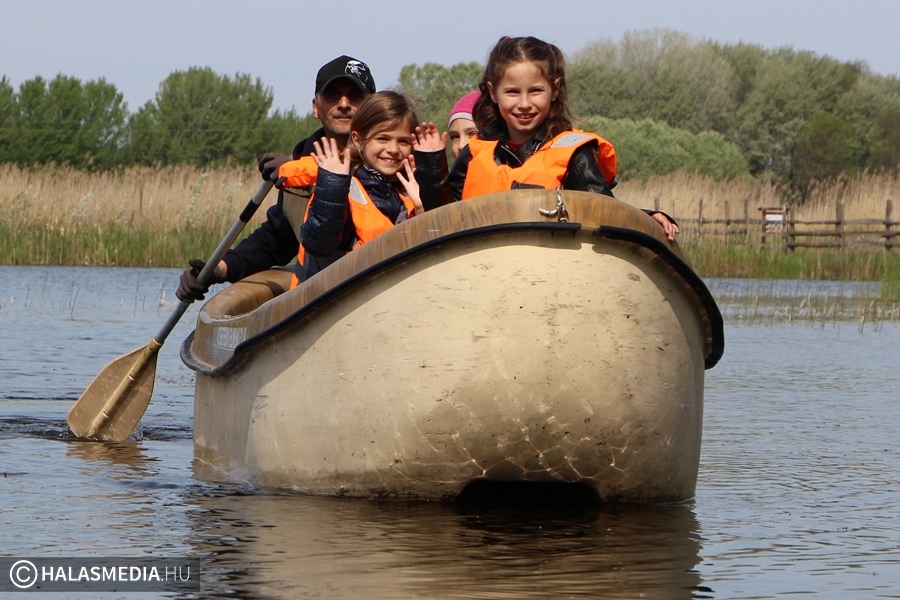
[188,464,706,599]
[182,190,724,503]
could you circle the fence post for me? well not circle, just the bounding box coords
[698,198,704,241]
[724,201,730,245]
[783,206,792,253]
[886,200,894,252]
[743,197,750,242]
[836,202,845,250]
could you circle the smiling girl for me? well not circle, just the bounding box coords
[443,36,678,240]
[277,91,446,282]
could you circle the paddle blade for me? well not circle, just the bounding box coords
[67,341,160,442]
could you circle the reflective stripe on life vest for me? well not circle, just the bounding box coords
[291,175,415,289]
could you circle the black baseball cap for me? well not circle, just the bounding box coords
[315,56,376,95]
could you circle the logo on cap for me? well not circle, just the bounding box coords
[346,60,366,80]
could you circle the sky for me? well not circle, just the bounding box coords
[2,0,898,115]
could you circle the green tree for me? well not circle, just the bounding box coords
[6,75,127,169]
[834,75,892,169]
[587,115,749,180]
[567,59,632,120]
[710,42,769,106]
[125,67,272,166]
[78,78,130,168]
[869,106,900,171]
[793,112,856,192]
[733,49,848,184]
[259,108,320,155]
[569,29,740,134]
[0,76,14,163]
[396,61,482,126]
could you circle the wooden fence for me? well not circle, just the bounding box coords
[670,199,898,251]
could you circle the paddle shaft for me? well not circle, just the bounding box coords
[155,180,274,346]
[74,180,274,439]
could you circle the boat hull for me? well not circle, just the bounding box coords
[185,190,723,502]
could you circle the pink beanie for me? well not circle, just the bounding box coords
[448,91,481,127]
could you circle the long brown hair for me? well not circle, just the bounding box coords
[473,36,573,141]
[349,91,420,169]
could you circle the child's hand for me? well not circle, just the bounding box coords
[413,122,448,153]
[397,155,423,214]
[651,212,680,241]
[312,138,351,175]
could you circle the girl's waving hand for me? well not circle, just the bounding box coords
[412,122,448,153]
[397,155,423,214]
[312,137,351,175]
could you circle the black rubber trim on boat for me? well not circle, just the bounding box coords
[594,226,725,369]
[182,221,723,375]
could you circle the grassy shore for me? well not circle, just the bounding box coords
[0,164,262,268]
[1,164,898,301]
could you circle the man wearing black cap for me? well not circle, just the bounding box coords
[301,56,377,156]
[176,56,376,302]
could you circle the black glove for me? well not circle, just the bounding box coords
[175,259,225,303]
[258,152,290,183]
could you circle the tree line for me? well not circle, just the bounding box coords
[0,67,314,172]
[2,29,899,201]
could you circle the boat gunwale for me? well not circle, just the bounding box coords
[181,219,723,376]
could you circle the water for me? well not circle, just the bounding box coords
[2,266,899,599]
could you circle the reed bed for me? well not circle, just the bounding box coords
[0,163,264,266]
[680,240,900,287]
[707,278,900,329]
[616,169,900,222]
[1,164,897,306]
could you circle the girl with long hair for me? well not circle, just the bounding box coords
[443,36,678,240]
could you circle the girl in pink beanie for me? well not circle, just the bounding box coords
[447,90,480,158]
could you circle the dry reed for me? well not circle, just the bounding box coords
[616,169,900,222]
[2,165,899,278]
[6,165,895,235]
[0,163,261,229]
[0,164,268,266]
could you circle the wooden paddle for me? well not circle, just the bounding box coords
[67,180,275,441]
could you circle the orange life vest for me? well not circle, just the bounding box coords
[461,130,617,200]
[278,155,320,188]
[279,159,416,288]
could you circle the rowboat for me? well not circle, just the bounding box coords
[182,189,724,503]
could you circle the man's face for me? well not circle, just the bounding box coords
[312,79,368,140]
